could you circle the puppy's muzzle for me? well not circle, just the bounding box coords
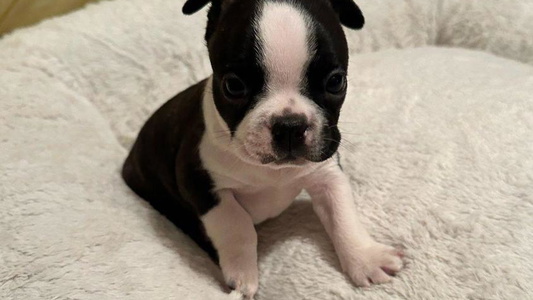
[271,114,309,160]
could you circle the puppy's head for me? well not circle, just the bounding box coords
[184,0,364,166]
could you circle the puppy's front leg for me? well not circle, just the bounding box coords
[307,164,403,287]
[202,189,258,298]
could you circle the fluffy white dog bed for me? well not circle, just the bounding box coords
[1,0,532,299]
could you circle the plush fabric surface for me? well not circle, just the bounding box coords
[1,0,532,299]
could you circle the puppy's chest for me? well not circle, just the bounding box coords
[233,185,303,224]
[213,170,307,224]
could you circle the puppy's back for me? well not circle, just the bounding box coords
[121,79,218,261]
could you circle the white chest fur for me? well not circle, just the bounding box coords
[234,185,303,224]
[199,131,326,224]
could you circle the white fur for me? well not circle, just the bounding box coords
[201,189,258,297]
[258,2,310,91]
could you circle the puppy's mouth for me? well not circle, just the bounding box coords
[260,154,308,166]
[275,155,308,165]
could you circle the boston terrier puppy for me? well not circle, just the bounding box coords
[122,0,403,297]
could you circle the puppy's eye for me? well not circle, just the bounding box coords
[325,72,347,94]
[223,74,248,99]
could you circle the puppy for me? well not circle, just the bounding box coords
[122,0,403,297]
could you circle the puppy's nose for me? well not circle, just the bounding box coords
[271,114,308,154]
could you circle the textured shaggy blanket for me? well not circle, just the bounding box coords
[1,0,532,299]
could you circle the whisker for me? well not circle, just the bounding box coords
[339,130,361,135]
[324,137,358,151]
[324,124,360,135]
[323,139,351,152]
[338,139,358,149]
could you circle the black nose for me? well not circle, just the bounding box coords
[271,114,309,155]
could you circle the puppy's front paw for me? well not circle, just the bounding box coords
[340,242,404,287]
[220,254,258,299]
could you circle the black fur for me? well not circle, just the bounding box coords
[122,80,219,261]
[208,0,266,134]
[182,0,211,15]
[330,0,365,29]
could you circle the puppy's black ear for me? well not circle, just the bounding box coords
[330,0,365,29]
[182,0,211,15]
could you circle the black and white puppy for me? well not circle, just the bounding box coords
[123,0,403,297]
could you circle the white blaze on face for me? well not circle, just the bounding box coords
[259,2,310,91]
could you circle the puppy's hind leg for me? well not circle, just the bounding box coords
[201,189,258,298]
